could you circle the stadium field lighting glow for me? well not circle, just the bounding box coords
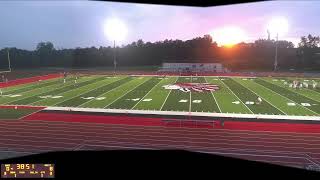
[266,17,289,37]
[103,18,128,42]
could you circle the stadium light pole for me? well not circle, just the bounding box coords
[113,40,116,75]
[7,49,11,72]
[274,33,278,72]
[104,18,128,76]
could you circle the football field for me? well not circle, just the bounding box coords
[0,75,320,118]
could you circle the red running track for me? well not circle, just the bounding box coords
[0,73,61,88]
[0,118,320,169]
[24,112,320,133]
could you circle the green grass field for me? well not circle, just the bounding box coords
[1,75,320,117]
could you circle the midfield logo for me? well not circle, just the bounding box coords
[163,83,220,93]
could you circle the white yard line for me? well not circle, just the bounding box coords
[131,78,163,110]
[205,77,222,113]
[76,77,126,107]
[218,78,254,114]
[4,77,83,105]
[160,77,178,111]
[234,78,287,115]
[51,78,114,107]
[79,77,133,107]
[103,77,151,108]
[25,77,98,106]
[256,79,318,115]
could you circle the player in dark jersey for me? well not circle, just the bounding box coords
[63,72,67,83]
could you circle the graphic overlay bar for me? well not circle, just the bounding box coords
[1,164,54,178]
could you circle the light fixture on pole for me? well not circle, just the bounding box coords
[266,17,289,72]
[103,18,128,75]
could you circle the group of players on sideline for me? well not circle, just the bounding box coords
[284,80,318,89]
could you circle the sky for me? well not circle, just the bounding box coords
[0,1,319,50]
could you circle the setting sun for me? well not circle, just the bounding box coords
[209,26,247,47]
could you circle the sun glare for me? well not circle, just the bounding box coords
[209,26,247,47]
[103,18,128,42]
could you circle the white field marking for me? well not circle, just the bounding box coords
[245,101,255,105]
[131,78,164,110]
[301,103,311,107]
[255,79,318,115]
[205,77,222,113]
[218,78,253,114]
[232,101,240,104]
[81,97,95,100]
[236,79,287,115]
[5,119,320,143]
[287,103,296,106]
[179,99,188,103]
[96,97,106,100]
[45,106,320,121]
[192,100,202,103]
[160,77,179,111]
[103,77,151,108]
[51,96,63,99]
[32,77,107,106]
[142,99,152,102]
[2,94,22,98]
[77,77,127,107]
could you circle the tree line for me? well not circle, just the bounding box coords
[0,34,319,71]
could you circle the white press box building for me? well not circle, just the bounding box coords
[159,63,226,73]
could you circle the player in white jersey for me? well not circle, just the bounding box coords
[0,88,2,96]
[299,83,303,89]
[257,97,262,104]
[313,82,318,89]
